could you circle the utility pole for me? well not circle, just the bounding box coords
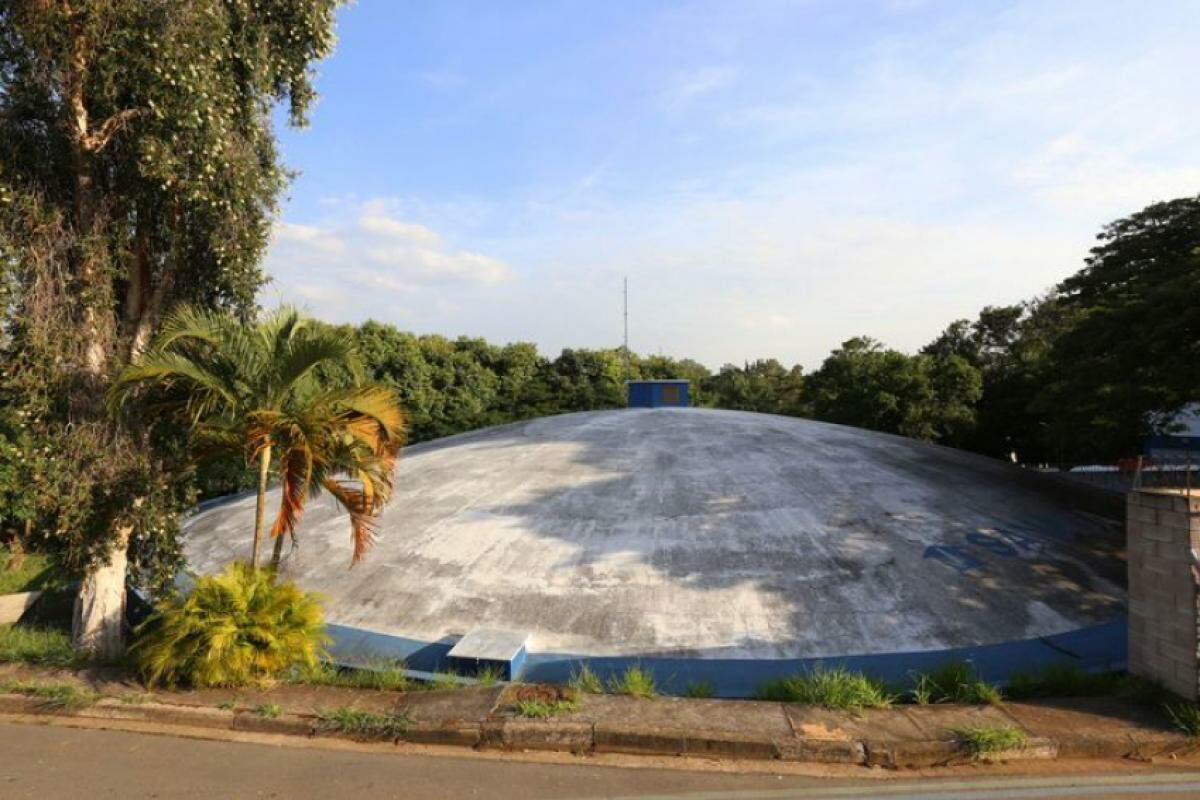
[623,276,630,382]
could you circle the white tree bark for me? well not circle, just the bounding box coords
[71,526,130,659]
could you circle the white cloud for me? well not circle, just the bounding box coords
[263,201,516,328]
[666,65,739,107]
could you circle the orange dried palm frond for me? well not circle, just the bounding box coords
[270,444,313,542]
[321,476,380,565]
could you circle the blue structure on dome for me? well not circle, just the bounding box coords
[627,379,690,408]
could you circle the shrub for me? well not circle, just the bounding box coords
[952,725,1028,758]
[756,666,894,710]
[132,563,328,688]
[569,663,604,694]
[608,664,657,698]
[910,661,1002,705]
[0,624,77,667]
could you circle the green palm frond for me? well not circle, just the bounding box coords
[112,305,407,568]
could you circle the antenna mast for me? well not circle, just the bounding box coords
[623,276,630,382]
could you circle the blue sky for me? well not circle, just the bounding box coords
[263,0,1200,370]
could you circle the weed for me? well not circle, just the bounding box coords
[119,692,153,706]
[516,697,578,718]
[951,725,1028,758]
[217,698,238,711]
[1006,666,1168,704]
[755,666,894,710]
[910,662,1002,705]
[682,680,715,699]
[1166,703,1200,737]
[431,672,461,691]
[255,702,282,719]
[0,624,78,668]
[292,658,411,692]
[1,679,98,711]
[569,664,604,695]
[314,707,410,740]
[475,666,503,687]
[608,665,657,698]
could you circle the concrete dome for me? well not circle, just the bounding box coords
[182,408,1125,675]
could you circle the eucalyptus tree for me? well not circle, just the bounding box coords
[0,0,344,656]
[110,306,406,570]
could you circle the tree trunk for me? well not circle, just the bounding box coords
[71,525,129,660]
[251,443,272,568]
[269,523,289,572]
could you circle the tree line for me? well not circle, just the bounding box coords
[285,196,1196,478]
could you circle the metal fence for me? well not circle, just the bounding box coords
[1131,453,1200,494]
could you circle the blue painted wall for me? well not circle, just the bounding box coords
[327,619,1127,698]
[627,380,690,408]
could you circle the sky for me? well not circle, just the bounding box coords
[262,0,1200,371]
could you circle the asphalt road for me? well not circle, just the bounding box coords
[2,721,1199,800]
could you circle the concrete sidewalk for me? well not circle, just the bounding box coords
[0,664,1194,769]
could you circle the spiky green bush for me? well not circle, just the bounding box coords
[909,661,1002,705]
[755,666,894,710]
[132,563,328,688]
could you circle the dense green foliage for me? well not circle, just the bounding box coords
[0,1,346,651]
[133,563,328,688]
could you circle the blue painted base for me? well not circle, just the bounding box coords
[326,619,1128,697]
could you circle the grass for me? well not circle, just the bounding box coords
[755,666,894,710]
[682,680,715,699]
[0,623,78,667]
[569,664,604,695]
[314,707,410,740]
[515,697,578,718]
[291,658,412,692]
[951,725,1029,758]
[608,665,657,698]
[1006,665,1167,704]
[431,672,461,691]
[0,679,99,711]
[910,662,1002,705]
[119,692,153,705]
[1166,703,1200,737]
[217,699,238,710]
[475,666,503,687]
[0,548,70,595]
[255,702,282,719]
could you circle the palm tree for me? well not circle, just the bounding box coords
[109,306,406,569]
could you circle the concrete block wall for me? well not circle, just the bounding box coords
[1127,490,1200,700]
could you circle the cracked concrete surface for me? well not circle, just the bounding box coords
[181,409,1125,659]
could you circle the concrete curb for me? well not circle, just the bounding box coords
[2,691,1174,768]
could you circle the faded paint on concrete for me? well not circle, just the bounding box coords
[181,409,1126,659]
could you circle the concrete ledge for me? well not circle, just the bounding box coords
[0,689,1192,770]
[0,591,42,625]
